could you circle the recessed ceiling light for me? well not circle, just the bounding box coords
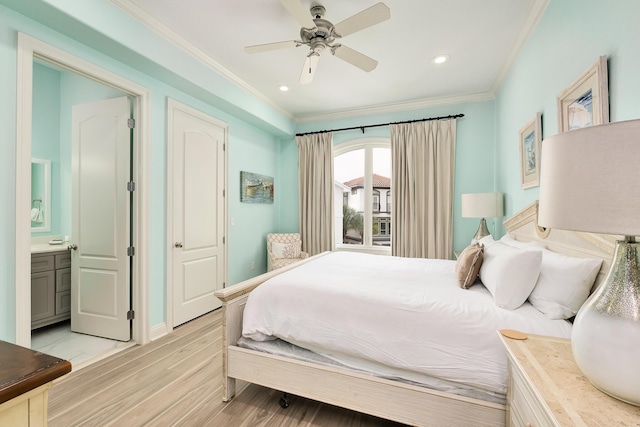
[431,55,449,64]
[278,85,289,92]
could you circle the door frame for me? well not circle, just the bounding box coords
[15,33,151,347]
[165,98,228,331]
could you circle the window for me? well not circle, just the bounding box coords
[334,139,391,252]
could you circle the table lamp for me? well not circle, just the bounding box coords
[461,193,504,243]
[538,119,640,406]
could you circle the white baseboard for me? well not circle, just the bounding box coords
[149,322,170,341]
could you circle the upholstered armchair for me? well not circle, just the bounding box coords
[267,233,309,271]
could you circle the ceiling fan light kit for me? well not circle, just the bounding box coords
[245,0,390,84]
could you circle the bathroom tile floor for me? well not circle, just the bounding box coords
[31,320,132,368]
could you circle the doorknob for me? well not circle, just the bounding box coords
[68,244,78,250]
[174,242,183,248]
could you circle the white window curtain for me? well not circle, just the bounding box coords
[297,132,334,256]
[390,119,457,259]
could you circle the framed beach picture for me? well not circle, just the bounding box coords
[557,56,609,132]
[240,171,274,203]
[519,113,542,189]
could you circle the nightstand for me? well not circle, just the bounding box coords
[499,332,640,426]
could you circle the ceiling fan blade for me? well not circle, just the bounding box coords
[244,40,299,54]
[299,54,320,85]
[279,0,316,30]
[332,45,377,72]
[333,2,390,38]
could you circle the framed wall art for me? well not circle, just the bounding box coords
[240,171,274,203]
[557,56,609,132]
[519,113,542,189]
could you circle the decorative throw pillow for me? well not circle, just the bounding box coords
[271,241,301,259]
[455,243,484,289]
[479,241,543,310]
[528,249,602,319]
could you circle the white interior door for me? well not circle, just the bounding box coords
[170,102,225,327]
[71,96,131,341]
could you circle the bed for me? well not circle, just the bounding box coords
[214,201,614,426]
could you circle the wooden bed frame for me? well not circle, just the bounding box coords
[214,201,615,426]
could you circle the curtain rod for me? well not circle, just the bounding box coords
[295,113,464,137]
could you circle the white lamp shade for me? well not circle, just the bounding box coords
[461,193,504,218]
[538,119,640,236]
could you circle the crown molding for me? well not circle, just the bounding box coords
[110,0,293,120]
[294,91,496,124]
[490,0,550,94]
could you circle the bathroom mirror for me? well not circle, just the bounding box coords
[31,158,51,232]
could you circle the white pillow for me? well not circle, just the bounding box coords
[271,241,301,259]
[479,240,543,310]
[528,249,602,319]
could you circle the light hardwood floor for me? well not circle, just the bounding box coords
[48,309,405,426]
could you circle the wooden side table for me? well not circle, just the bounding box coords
[0,341,71,426]
[500,332,640,426]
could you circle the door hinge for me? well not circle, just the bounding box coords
[223,143,225,151]
[127,310,135,320]
[127,181,136,191]
[127,246,135,256]
[222,189,225,197]
[128,118,135,129]
[223,236,225,244]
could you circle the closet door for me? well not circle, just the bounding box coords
[168,99,226,327]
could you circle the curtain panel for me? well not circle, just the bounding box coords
[390,119,456,259]
[297,132,334,256]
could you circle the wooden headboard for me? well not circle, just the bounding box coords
[504,201,616,289]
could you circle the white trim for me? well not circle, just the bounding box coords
[165,98,229,332]
[296,92,494,123]
[15,33,150,347]
[110,0,292,121]
[490,0,550,94]
[149,322,169,341]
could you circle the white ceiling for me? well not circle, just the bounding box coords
[114,0,545,121]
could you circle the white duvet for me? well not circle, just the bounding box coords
[242,251,572,396]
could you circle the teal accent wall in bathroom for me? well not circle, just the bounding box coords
[31,63,61,237]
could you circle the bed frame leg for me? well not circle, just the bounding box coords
[279,392,290,409]
[222,377,236,402]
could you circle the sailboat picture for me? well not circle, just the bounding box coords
[240,171,274,203]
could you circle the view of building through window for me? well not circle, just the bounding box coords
[334,145,391,247]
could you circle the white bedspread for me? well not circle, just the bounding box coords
[242,251,572,396]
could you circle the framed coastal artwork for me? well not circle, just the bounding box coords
[557,56,609,132]
[240,171,274,203]
[519,113,542,189]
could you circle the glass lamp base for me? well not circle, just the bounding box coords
[471,218,490,243]
[571,239,640,406]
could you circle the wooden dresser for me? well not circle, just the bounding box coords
[0,341,71,426]
[500,333,640,426]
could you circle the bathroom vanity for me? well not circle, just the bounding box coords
[31,246,71,330]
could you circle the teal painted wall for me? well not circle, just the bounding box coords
[31,63,61,236]
[0,3,286,340]
[3,0,640,342]
[495,0,640,234]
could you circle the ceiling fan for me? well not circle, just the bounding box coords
[245,0,391,84]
